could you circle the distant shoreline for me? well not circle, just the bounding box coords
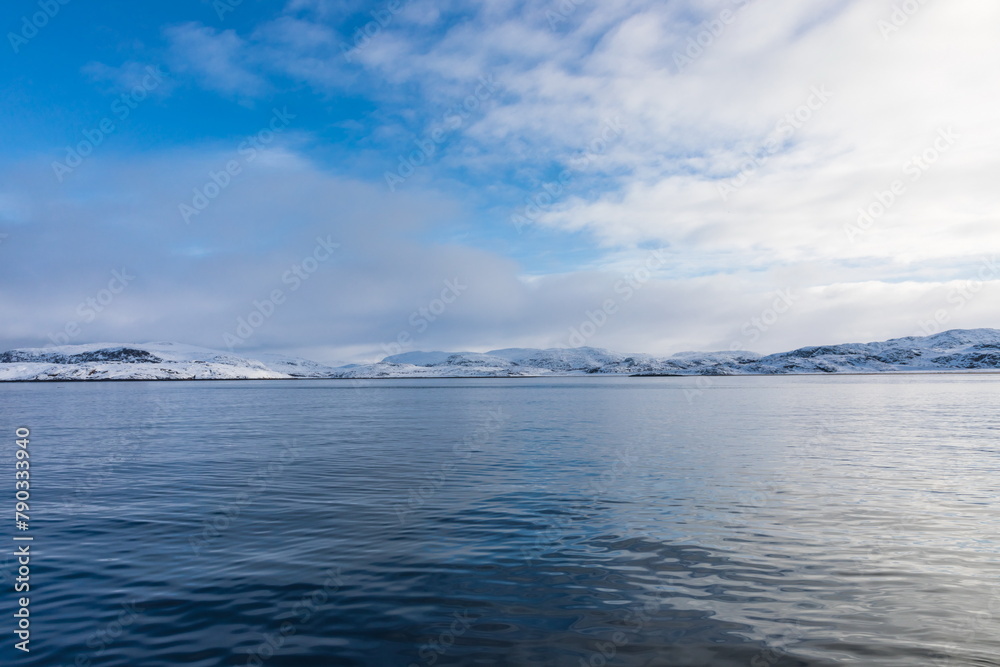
[4,330,999,382]
[3,369,1000,384]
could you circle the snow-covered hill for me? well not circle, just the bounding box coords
[1,329,999,381]
[0,342,329,381]
[342,329,1000,377]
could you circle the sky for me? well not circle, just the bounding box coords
[1,0,998,364]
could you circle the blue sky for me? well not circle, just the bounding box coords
[1,0,998,363]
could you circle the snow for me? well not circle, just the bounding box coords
[0,342,293,381]
[253,353,344,378]
[1,329,999,381]
[381,350,460,366]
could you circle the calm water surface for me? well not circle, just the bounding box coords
[1,375,998,666]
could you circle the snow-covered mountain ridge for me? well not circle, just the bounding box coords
[1,329,999,381]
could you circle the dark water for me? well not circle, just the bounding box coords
[2,375,999,666]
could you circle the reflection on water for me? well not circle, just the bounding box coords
[2,375,998,666]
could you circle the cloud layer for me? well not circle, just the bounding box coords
[1,0,997,361]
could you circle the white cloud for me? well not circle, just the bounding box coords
[8,1,997,360]
[2,144,997,361]
[82,60,176,98]
[165,22,269,97]
[295,0,999,281]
